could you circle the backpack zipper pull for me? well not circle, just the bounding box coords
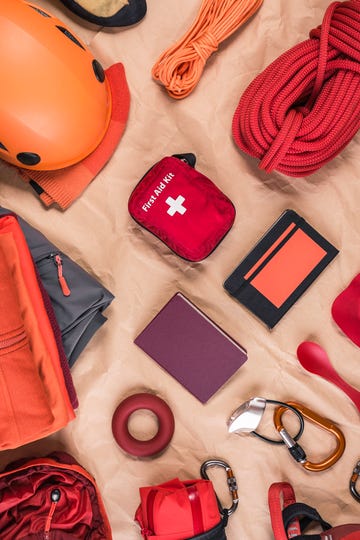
[53,254,71,297]
[44,489,61,539]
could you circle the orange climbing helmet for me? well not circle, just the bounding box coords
[0,0,112,170]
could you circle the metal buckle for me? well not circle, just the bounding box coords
[200,459,239,516]
[273,401,346,472]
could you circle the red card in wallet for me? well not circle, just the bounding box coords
[128,155,235,261]
[134,293,247,403]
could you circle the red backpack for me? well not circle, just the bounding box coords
[0,452,112,539]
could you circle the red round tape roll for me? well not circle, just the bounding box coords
[112,393,175,458]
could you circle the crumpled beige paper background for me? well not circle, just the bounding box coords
[0,0,359,538]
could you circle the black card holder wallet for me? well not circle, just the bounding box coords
[223,209,339,328]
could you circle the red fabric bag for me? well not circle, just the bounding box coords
[134,478,228,540]
[0,452,112,539]
[128,155,235,262]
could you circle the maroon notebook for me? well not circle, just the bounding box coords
[134,293,247,403]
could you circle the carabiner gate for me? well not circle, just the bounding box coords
[200,459,239,516]
[273,401,346,472]
[350,460,360,503]
[227,397,305,444]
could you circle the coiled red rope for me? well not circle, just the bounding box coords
[232,0,360,177]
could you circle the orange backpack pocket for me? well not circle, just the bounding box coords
[0,215,74,450]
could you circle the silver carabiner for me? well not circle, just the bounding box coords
[200,459,239,516]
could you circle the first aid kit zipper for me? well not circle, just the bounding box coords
[0,329,26,350]
[37,252,71,297]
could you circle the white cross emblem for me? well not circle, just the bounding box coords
[166,195,187,216]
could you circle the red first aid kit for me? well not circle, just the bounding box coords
[128,155,235,262]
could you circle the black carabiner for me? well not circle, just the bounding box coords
[252,399,305,445]
[350,460,360,503]
[200,459,239,516]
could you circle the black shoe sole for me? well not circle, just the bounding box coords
[59,0,147,27]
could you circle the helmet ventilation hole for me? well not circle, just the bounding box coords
[56,26,85,50]
[92,60,105,83]
[17,152,41,166]
[28,5,51,17]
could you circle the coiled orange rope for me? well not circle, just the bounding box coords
[152,0,263,99]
